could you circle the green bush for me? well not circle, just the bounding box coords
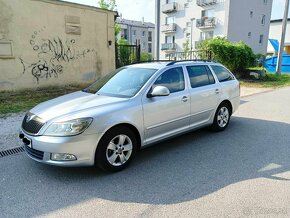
[140,52,153,62]
[199,37,256,74]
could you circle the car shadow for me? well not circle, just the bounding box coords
[1,116,290,216]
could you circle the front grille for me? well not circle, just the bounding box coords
[22,113,45,134]
[24,144,44,160]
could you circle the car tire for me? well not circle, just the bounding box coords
[95,126,137,172]
[211,103,231,132]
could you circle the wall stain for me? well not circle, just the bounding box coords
[0,0,13,39]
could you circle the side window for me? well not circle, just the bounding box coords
[153,67,185,93]
[186,65,215,88]
[211,65,234,82]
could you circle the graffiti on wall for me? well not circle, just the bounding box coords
[20,27,96,83]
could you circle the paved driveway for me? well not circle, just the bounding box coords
[1,87,290,217]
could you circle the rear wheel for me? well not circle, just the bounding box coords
[95,126,137,172]
[211,103,231,132]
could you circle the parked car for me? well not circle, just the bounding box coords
[19,60,240,172]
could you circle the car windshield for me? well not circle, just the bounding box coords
[84,67,157,98]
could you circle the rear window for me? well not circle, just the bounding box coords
[186,65,215,88]
[211,65,234,82]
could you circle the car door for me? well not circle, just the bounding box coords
[142,67,191,145]
[185,65,221,127]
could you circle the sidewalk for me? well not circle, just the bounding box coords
[240,86,273,97]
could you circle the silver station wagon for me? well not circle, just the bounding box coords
[19,60,240,172]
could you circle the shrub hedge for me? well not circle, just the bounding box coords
[199,37,256,74]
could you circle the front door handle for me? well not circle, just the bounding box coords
[215,89,220,94]
[182,96,189,102]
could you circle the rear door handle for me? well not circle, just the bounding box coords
[182,96,189,102]
[215,89,220,94]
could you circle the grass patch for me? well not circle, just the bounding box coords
[0,84,88,115]
[240,73,290,88]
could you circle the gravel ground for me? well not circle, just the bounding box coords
[0,86,274,152]
[0,113,25,151]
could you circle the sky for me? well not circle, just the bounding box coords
[64,0,289,23]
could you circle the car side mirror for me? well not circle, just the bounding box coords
[147,86,170,98]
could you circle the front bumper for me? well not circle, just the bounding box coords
[19,130,102,167]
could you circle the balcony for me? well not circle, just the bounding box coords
[162,2,177,14]
[196,17,216,29]
[161,43,177,51]
[196,0,217,7]
[161,23,177,33]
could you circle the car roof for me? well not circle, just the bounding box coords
[127,60,221,70]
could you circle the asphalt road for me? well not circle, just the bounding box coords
[1,87,290,218]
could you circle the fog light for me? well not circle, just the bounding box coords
[51,153,77,161]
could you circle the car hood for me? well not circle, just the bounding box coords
[30,91,127,121]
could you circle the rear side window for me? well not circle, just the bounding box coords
[186,65,215,88]
[211,65,234,82]
[154,67,185,93]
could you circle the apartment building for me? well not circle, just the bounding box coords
[116,18,155,56]
[267,18,290,55]
[158,0,273,59]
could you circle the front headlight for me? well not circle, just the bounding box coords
[44,118,93,136]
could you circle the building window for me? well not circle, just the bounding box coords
[186,32,190,38]
[148,43,152,53]
[122,29,128,40]
[202,9,215,18]
[166,16,175,24]
[259,34,264,45]
[133,30,136,36]
[148,31,152,42]
[186,22,191,27]
[165,35,175,43]
[142,31,145,37]
[200,31,214,40]
[184,3,189,8]
[263,0,267,4]
[248,32,251,38]
[261,15,266,25]
[250,11,253,18]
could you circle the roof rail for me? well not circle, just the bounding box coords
[136,60,171,64]
[166,59,217,66]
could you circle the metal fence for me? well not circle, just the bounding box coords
[167,50,212,61]
[115,44,141,68]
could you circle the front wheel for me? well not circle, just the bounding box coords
[95,126,137,172]
[211,103,231,132]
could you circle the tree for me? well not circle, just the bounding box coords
[98,0,116,10]
[98,0,121,37]
[182,39,190,59]
[117,37,131,66]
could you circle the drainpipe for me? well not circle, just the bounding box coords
[155,0,160,60]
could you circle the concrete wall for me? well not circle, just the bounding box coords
[0,0,116,91]
[227,0,273,54]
